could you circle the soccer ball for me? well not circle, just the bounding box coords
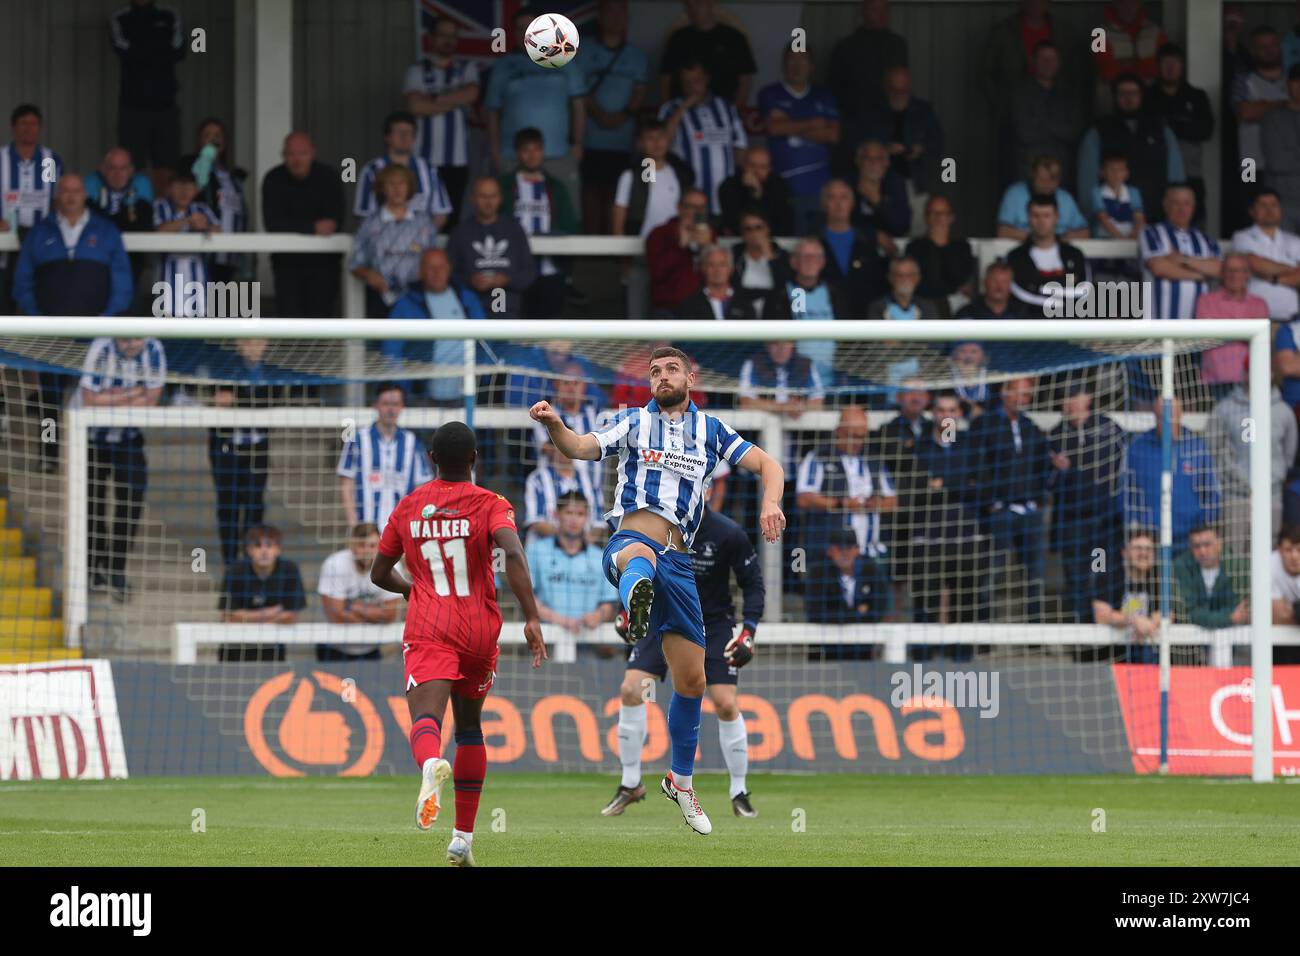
[524,13,579,69]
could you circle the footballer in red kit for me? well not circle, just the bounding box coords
[371,421,546,868]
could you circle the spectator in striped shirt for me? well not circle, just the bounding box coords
[1139,183,1222,320]
[659,56,748,216]
[530,363,604,499]
[0,104,63,313]
[350,164,438,317]
[403,14,480,229]
[498,128,578,321]
[180,118,248,283]
[153,170,220,317]
[795,405,896,559]
[354,111,451,227]
[524,441,603,539]
[336,383,432,530]
[73,336,167,602]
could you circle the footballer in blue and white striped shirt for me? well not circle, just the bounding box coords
[658,58,748,216]
[531,345,783,835]
[336,384,433,531]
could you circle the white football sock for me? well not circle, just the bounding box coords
[718,715,749,798]
[452,828,473,843]
[672,771,693,791]
[618,703,646,788]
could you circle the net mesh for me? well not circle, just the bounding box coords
[0,330,1271,778]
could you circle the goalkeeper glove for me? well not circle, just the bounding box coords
[724,625,756,667]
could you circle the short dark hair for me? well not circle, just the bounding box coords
[1279,525,1300,547]
[637,118,668,136]
[351,522,380,539]
[1028,192,1058,211]
[431,421,477,471]
[1250,25,1280,42]
[245,525,282,548]
[10,104,41,126]
[373,382,405,402]
[827,529,859,550]
[1127,527,1156,545]
[1188,521,1219,541]
[1157,42,1185,62]
[1101,151,1129,166]
[1112,71,1144,94]
[650,345,690,367]
[679,55,710,74]
[556,490,589,510]
[514,126,545,150]
[171,170,197,186]
[1253,187,1282,205]
[383,110,417,137]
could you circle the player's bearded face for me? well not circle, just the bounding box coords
[650,364,690,407]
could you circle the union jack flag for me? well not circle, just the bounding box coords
[415,0,597,61]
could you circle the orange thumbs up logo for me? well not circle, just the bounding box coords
[244,671,385,776]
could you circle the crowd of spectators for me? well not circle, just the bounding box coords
[13,0,1300,664]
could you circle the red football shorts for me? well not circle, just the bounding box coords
[402,640,499,699]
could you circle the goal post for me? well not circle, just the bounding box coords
[0,317,1276,781]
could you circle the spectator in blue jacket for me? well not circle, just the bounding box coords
[964,376,1070,622]
[385,248,484,405]
[1125,396,1223,550]
[14,173,133,318]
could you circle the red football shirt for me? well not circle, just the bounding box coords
[379,478,517,655]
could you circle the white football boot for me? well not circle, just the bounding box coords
[416,757,452,830]
[661,773,712,835]
[447,835,477,867]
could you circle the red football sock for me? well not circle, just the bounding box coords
[453,730,487,833]
[409,713,442,768]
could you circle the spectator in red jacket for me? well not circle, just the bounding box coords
[645,187,714,318]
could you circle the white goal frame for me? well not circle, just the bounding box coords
[0,317,1275,782]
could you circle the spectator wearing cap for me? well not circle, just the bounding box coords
[1263,64,1300,234]
[218,524,307,662]
[805,527,893,635]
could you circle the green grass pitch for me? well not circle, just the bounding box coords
[3,774,1298,866]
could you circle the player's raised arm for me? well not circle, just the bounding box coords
[736,445,786,543]
[529,400,602,460]
[493,525,548,668]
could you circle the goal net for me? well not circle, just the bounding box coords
[0,319,1278,781]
